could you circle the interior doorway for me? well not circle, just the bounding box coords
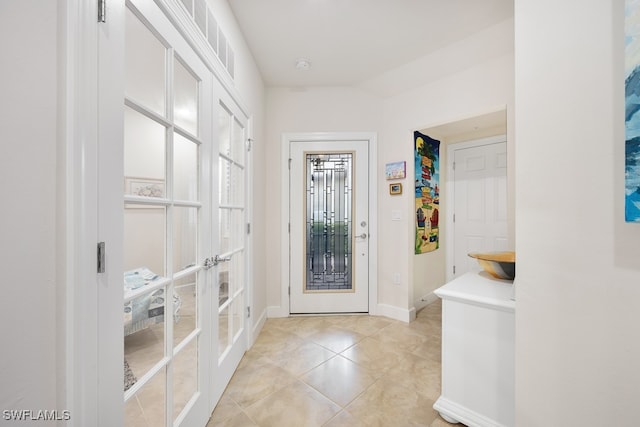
[448,136,508,280]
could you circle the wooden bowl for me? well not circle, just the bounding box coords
[468,251,516,280]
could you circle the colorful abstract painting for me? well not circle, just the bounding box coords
[626,0,640,222]
[414,131,440,254]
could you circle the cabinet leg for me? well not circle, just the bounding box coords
[438,412,460,424]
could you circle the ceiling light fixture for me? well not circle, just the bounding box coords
[295,58,311,70]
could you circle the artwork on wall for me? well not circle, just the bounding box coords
[626,0,640,222]
[389,183,402,195]
[385,161,406,180]
[414,131,440,254]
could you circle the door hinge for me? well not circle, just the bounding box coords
[247,306,251,318]
[247,223,251,234]
[453,265,456,275]
[453,161,456,171]
[98,0,106,22]
[288,158,292,170]
[288,287,290,295]
[97,242,106,273]
[288,223,290,233]
[453,213,455,223]
[247,138,253,152]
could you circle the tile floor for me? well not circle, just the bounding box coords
[207,300,457,427]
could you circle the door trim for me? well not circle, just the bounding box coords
[445,134,507,283]
[278,132,378,317]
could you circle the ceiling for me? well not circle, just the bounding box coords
[227,0,514,89]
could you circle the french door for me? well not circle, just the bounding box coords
[210,93,249,405]
[122,1,212,426]
[289,139,370,314]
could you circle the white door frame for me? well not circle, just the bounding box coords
[445,135,507,283]
[280,132,378,317]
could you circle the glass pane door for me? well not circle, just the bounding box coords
[123,3,211,426]
[211,99,248,402]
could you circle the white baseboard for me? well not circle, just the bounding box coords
[267,303,422,324]
[376,303,415,323]
[414,292,440,313]
[266,305,289,318]
[434,396,507,427]
[250,307,267,347]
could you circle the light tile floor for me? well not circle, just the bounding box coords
[207,300,458,427]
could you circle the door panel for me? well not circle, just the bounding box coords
[122,2,211,426]
[210,97,248,405]
[453,141,508,278]
[290,140,369,314]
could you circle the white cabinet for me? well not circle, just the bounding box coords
[434,272,515,427]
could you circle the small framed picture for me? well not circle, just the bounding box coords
[385,161,406,180]
[389,183,402,195]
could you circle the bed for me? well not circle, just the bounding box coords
[124,268,182,336]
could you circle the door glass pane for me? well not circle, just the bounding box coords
[218,267,229,307]
[173,206,198,273]
[232,295,243,340]
[173,338,198,421]
[173,133,199,201]
[232,209,243,251]
[232,118,244,165]
[304,153,354,292]
[219,158,230,205]
[124,286,167,379]
[174,57,198,135]
[124,107,166,194]
[218,305,229,357]
[232,163,244,206]
[125,7,166,117]
[219,208,230,254]
[125,368,166,427]
[124,204,166,275]
[218,106,231,157]
[174,274,197,348]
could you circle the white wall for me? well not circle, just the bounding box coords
[380,53,515,314]
[0,0,58,416]
[264,20,515,320]
[515,0,640,425]
[264,87,383,312]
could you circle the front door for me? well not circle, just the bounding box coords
[289,139,370,314]
[451,138,508,279]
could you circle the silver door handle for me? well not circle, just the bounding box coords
[213,254,232,265]
[355,233,368,239]
[203,254,232,269]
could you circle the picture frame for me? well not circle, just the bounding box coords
[385,161,406,180]
[389,183,402,195]
[125,177,166,208]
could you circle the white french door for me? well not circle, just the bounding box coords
[289,139,370,314]
[210,93,249,405]
[450,138,508,280]
[121,1,212,426]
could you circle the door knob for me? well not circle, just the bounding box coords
[356,233,368,239]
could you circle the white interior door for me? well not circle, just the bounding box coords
[451,138,508,279]
[122,2,212,426]
[289,139,369,314]
[210,95,249,405]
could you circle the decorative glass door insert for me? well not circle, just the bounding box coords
[305,153,354,292]
[290,139,369,314]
